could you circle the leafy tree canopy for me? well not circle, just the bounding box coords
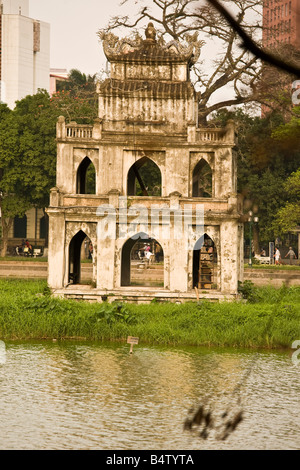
[212,107,300,243]
[0,81,98,255]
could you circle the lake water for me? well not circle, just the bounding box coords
[0,340,299,450]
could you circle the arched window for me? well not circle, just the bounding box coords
[76,157,96,194]
[13,215,27,238]
[127,157,161,196]
[192,159,212,198]
[193,234,217,290]
[69,231,94,285]
[121,233,164,287]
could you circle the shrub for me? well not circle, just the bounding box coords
[238,280,259,302]
[93,302,137,325]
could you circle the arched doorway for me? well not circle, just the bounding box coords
[127,157,161,196]
[193,234,217,289]
[68,230,94,285]
[121,233,164,287]
[192,159,212,197]
[76,157,96,194]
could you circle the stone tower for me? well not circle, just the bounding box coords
[47,25,244,302]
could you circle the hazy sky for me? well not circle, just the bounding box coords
[29,0,131,75]
[28,0,254,105]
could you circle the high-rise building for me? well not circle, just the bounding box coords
[262,0,300,48]
[261,1,300,116]
[0,0,50,108]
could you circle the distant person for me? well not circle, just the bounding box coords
[285,247,296,265]
[274,247,281,265]
[260,248,266,257]
[24,240,33,256]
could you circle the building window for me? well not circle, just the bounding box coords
[127,157,161,196]
[76,157,96,194]
[39,216,46,239]
[13,215,27,239]
[192,159,213,198]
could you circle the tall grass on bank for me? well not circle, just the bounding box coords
[0,279,299,349]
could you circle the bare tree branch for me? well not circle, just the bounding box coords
[206,0,300,76]
[99,0,298,122]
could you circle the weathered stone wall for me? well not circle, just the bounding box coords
[47,27,244,300]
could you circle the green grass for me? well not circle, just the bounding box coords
[244,263,300,270]
[0,279,299,349]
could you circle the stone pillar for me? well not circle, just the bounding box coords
[187,123,196,143]
[169,237,188,291]
[168,192,188,292]
[96,191,119,290]
[225,119,235,144]
[49,187,60,207]
[220,220,239,294]
[97,237,116,289]
[47,211,66,289]
[92,117,102,139]
[56,116,66,139]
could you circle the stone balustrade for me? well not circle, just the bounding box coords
[66,124,93,139]
[56,115,235,145]
[189,119,236,145]
[56,116,102,140]
[196,128,227,143]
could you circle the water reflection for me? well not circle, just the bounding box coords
[0,341,299,450]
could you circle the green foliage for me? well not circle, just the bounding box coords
[93,302,137,325]
[0,279,299,349]
[273,168,300,235]
[85,163,96,194]
[135,159,162,196]
[238,280,258,302]
[53,68,98,124]
[0,91,57,214]
[212,108,300,243]
[275,202,300,234]
[0,78,97,254]
[50,89,97,125]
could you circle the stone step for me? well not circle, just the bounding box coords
[52,285,235,304]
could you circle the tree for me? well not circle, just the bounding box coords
[0,92,57,256]
[212,107,300,250]
[98,0,296,123]
[206,0,300,76]
[57,69,97,93]
[54,69,98,123]
[0,83,98,256]
[271,112,300,235]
